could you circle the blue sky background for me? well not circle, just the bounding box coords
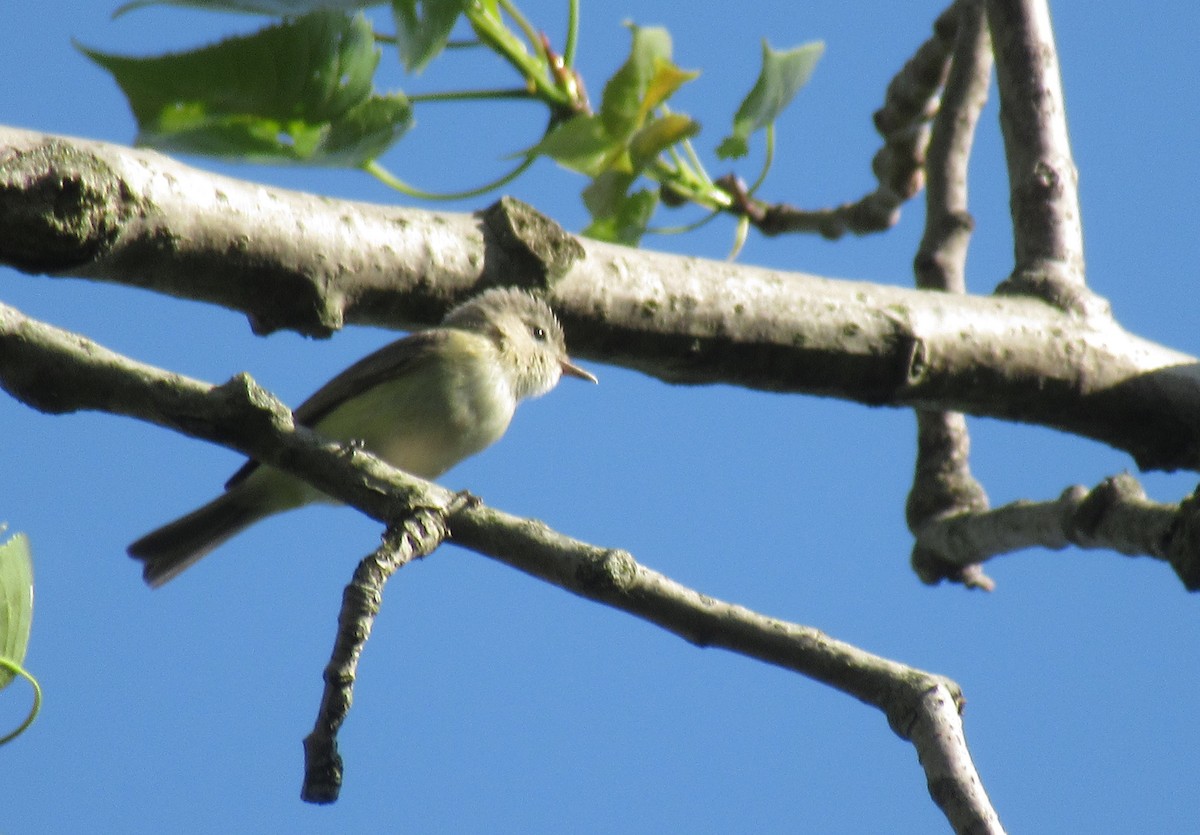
[3,2,1199,832]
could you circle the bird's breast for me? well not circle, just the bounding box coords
[313,345,516,480]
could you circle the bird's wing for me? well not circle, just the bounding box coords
[224,329,451,489]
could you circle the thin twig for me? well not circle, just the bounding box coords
[913,0,992,296]
[447,509,1004,835]
[738,2,960,239]
[907,0,994,592]
[302,503,465,804]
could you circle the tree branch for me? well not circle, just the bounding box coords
[3,126,1199,473]
[736,2,960,239]
[986,0,1102,315]
[302,503,464,805]
[908,0,993,589]
[913,473,1200,591]
[913,0,991,298]
[0,299,1003,831]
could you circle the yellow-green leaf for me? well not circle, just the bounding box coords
[641,59,699,118]
[599,24,672,140]
[629,113,700,171]
[0,532,33,691]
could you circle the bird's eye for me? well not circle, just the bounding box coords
[531,325,547,341]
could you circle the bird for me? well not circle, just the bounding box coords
[128,286,596,587]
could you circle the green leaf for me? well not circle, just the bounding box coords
[80,11,411,166]
[628,113,700,171]
[583,186,658,246]
[599,24,672,140]
[581,170,636,220]
[318,93,414,164]
[641,59,699,115]
[0,532,33,692]
[392,0,470,73]
[114,0,384,16]
[717,40,823,159]
[526,114,620,176]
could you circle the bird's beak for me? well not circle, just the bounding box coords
[561,358,598,384]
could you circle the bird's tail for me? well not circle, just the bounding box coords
[128,491,266,587]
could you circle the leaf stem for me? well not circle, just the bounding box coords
[0,657,41,746]
[563,0,580,67]
[746,123,775,195]
[406,87,535,104]
[363,155,536,201]
[466,3,569,110]
[498,0,545,63]
[680,134,715,190]
[646,209,721,236]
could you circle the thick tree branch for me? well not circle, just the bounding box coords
[908,0,993,590]
[3,126,1200,473]
[986,0,1102,315]
[0,129,581,337]
[0,299,1002,831]
[913,474,1200,591]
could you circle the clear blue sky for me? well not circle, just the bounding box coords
[3,2,1199,832]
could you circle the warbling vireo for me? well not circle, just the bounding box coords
[128,287,596,586]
